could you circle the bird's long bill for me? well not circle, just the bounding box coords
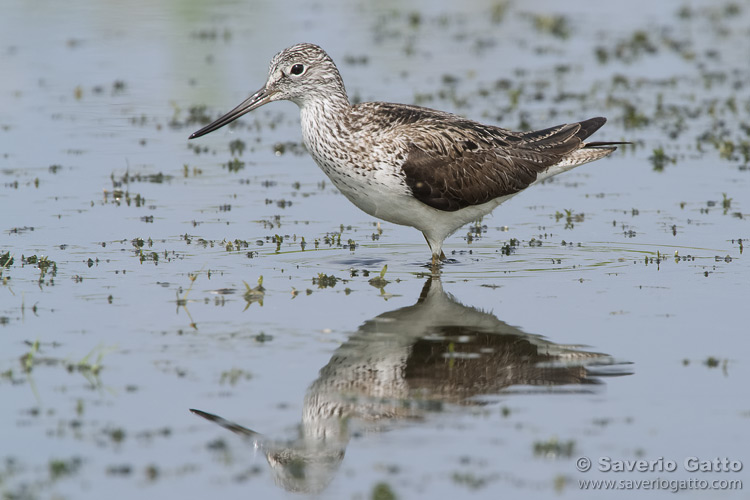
[189,86,274,139]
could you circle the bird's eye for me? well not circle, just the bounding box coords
[290,64,305,76]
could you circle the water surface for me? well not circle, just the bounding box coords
[1,0,748,498]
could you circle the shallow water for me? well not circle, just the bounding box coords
[1,0,748,498]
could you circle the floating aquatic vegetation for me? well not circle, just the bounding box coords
[243,276,265,309]
[526,13,571,40]
[554,209,584,230]
[313,273,339,288]
[533,437,576,458]
[367,265,389,289]
[649,147,675,171]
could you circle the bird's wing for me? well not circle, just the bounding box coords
[400,117,606,212]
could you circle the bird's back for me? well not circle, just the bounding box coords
[343,102,616,212]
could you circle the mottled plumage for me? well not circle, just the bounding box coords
[190,43,624,266]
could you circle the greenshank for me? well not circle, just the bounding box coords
[190,43,624,266]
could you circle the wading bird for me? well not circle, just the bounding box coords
[190,43,624,267]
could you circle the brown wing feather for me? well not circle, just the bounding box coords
[402,118,605,212]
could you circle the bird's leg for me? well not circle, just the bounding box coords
[424,234,443,269]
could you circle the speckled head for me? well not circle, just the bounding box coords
[267,43,347,106]
[189,43,348,139]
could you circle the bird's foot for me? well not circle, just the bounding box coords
[430,251,448,272]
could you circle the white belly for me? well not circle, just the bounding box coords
[313,152,516,245]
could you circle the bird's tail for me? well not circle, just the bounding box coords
[549,143,623,173]
[584,141,632,148]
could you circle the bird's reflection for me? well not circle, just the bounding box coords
[191,277,630,493]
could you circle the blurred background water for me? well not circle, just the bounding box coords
[1,0,748,498]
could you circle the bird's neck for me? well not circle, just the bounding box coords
[299,90,351,152]
[298,88,350,118]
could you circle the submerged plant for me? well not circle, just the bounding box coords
[555,209,584,229]
[368,265,390,289]
[313,273,339,289]
[21,340,40,373]
[533,437,576,458]
[71,345,115,377]
[243,276,265,309]
[0,251,13,281]
[649,147,676,171]
[722,193,732,213]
